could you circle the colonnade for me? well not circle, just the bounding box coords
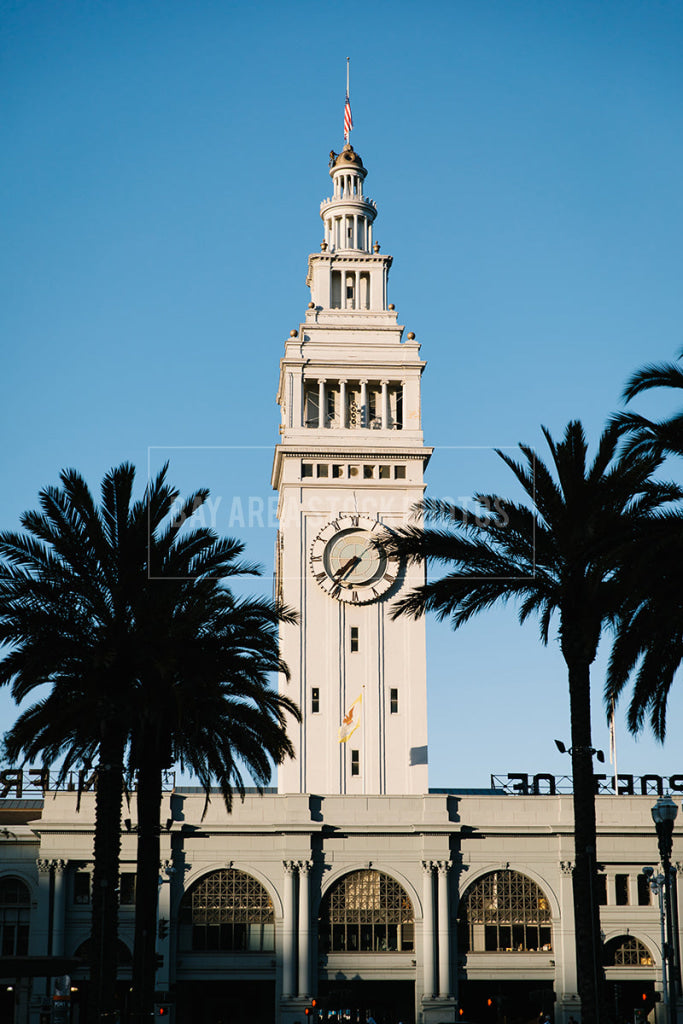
[306,377,405,429]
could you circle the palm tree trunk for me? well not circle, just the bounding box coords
[88,727,125,1023]
[130,745,163,1022]
[567,656,605,1024]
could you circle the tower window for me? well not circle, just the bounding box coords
[331,270,342,309]
[351,750,360,776]
[363,465,374,479]
[350,627,359,652]
[394,465,406,479]
[327,388,337,425]
[379,465,390,479]
[615,874,630,906]
[348,465,359,478]
[332,464,343,478]
[637,873,651,906]
[317,464,329,478]
[596,873,607,906]
[390,688,399,714]
[304,384,320,427]
[311,688,320,714]
[301,463,313,478]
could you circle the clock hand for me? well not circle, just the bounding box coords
[334,556,360,580]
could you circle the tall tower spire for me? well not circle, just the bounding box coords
[273,145,431,795]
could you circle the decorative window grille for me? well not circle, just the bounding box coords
[603,935,654,966]
[319,869,414,953]
[460,870,552,952]
[179,869,275,952]
[0,877,30,956]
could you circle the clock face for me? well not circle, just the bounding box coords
[310,515,400,603]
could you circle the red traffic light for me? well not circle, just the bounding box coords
[157,1007,169,1016]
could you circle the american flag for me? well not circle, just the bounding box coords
[344,95,353,141]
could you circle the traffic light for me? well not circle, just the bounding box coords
[156,1005,170,1017]
[639,991,661,1019]
[158,918,169,940]
[304,998,318,1020]
[154,952,164,970]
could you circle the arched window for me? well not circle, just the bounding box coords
[0,877,30,956]
[603,936,654,966]
[179,869,275,952]
[319,869,414,953]
[459,870,552,953]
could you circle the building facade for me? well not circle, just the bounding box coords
[0,144,680,1024]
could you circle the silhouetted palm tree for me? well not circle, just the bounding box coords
[613,349,683,460]
[605,512,683,740]
[0,463,299,1022]
[603,351,683,739]
[384,420,680,1024]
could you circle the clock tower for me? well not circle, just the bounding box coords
[273,143,431,795]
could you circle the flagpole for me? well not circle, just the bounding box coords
[362,683,366,796]
[610,696,619,794]
[346,56,350,100]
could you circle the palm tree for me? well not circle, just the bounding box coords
[605,512,683,740]
[612,348,683,460]
[0,463,299,1023]
[0,464,141,1020]
[383,420,680,1024]
[604,349,683,737]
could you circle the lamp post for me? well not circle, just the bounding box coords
[652,796,679,1024]
[644,869,669,1015]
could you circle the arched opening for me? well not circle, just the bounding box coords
[179,868,275,952]
[603,935,654,966]
[318,868,414,953]
[459,869,553,952]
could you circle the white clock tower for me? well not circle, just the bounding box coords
[273,143,432,795]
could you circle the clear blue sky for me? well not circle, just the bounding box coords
[2,0,683,790]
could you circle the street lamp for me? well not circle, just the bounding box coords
[651,796,679,1024]
[644,868,669,1015]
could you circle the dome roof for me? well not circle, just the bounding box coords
[329,144,365,173]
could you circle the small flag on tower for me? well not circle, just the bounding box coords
[344,56,353,142]
[344,94,353,142]
[339,693,362,743]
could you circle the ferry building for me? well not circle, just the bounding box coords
[0,140,680,1024]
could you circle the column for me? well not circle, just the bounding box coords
[297,861,312,998]
[157,858,175,996]
[353,214,358,249]
[282,861,297,998]
[339,380,347,429]
[32,860,52,1005]
[380,381,389,430]
[318,379,326,429]
[52,860,67,956]
[360,380,368,428]
[437,860,452,998]
[422,861,436,999]
[400,380,407,430]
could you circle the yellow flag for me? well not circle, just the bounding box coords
[339,693,362,743]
